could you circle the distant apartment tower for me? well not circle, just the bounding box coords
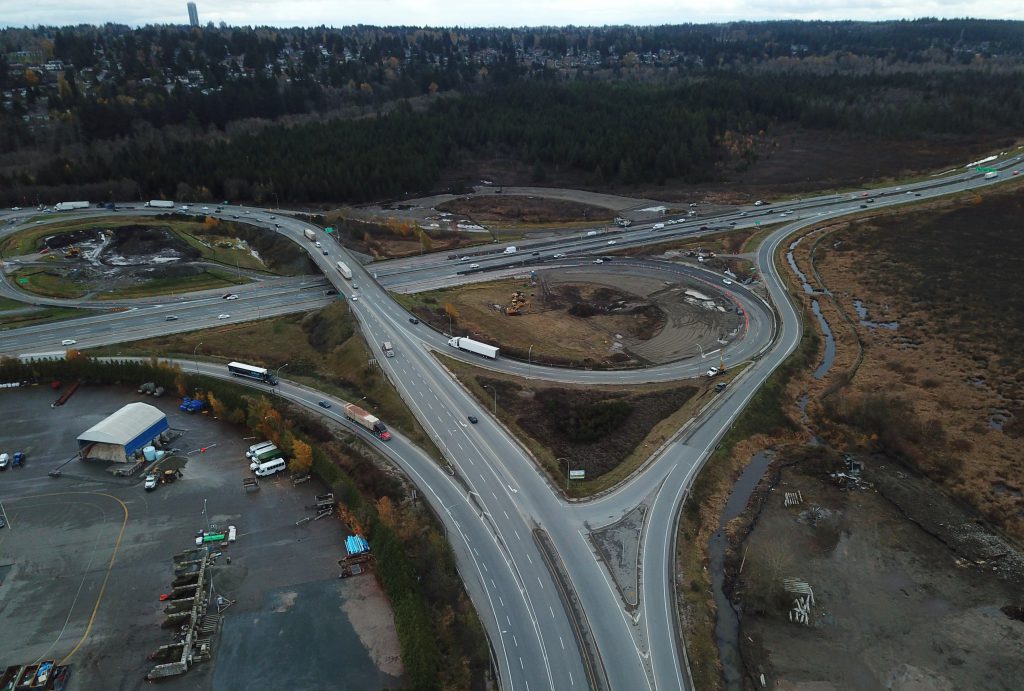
[187,2,199,27]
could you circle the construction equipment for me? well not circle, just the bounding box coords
[63,246,81,258]
[506,290,529,316]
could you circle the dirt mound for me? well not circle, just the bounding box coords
[103,225,200,263]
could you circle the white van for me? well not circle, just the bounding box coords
[245,441,276,459]
[253,458,286,477]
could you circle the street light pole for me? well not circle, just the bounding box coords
[558,457,571,490]
[276,363,289,392]
[193,341,203,374]
[529,344,533,364]
[486,385,496,414]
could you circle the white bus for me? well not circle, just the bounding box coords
[335,261,353,280]
[227,361,278,385]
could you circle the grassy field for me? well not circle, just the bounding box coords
[97,268,248,300]
[811,183,1024,539]
[0,298,85,330]
[9,266,90,298]
[91,302,438,455]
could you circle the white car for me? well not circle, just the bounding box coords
[61,339,77,346]
[225,294,239,300]
[723,278,732,285]
[460,257,469,261]
[144,474,158,491]
[706,367,720,378]
[469,263,480,269]
[607,240,617,245]
[202,206,209,211]
[553,253,566,259]
[217,314,230,319]
[593,259,604,264]
[350,295,358,302]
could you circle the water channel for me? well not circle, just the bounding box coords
[708,451,774,690]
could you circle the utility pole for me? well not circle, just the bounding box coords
[193,342,203,374]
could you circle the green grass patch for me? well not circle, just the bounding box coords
[97,269,249,300]
[0,304,85,330]
[10,267,90,298]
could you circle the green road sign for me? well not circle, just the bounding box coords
[17,277,28,284]
[976,166,996,173]
[325,227,334,234]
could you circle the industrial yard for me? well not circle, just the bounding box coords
[0,385,402,690]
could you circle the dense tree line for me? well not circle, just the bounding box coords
[5,66,1023,207]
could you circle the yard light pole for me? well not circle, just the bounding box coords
[529,344,533,364]
[193,342,203,374]
[485,385,496,414]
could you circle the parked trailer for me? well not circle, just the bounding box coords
[342,403,391,440]
[146,200,175,208]
[335,261,352,280]
[447,336,499,359]
[55,201,89,211]
[304,228,317,241]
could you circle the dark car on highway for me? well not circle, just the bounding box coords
[468,415,479,424]
[318,400,331,409]
[409,317,419,324]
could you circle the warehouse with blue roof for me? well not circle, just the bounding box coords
[77,402,169,462]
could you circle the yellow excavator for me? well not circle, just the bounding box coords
[506,290,529,316]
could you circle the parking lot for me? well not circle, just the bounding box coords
[0,385,403,690]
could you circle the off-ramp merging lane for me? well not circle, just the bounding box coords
[1,150,1020,689]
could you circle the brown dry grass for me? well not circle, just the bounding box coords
[806,188,1024,539]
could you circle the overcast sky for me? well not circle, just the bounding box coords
[1,1,1017,29]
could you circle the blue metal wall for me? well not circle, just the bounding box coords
[124,417,170,457]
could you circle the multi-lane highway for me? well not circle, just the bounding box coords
[1,148,1021,689]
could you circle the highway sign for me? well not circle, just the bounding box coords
[17,278,28,284]
[569,470,586,480]
[325,227,334,234]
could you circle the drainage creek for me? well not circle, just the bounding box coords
[708,450,774,690]
[708,236,837,686]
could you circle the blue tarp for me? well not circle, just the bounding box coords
[345,535,370,555]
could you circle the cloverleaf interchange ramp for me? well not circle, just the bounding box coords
[1,148,1020,689]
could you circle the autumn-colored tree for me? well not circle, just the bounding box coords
[249,396,283,446]
[376,496,396,528]
[419,229,433,252]
[443,302,459,319]
[291,438,313,474]
[207,390,227,419]
[203,215,220,229]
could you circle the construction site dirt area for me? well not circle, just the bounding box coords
[0,385,402,691]
[408,269,740,367]
[735,454,1024,691]
[3,217,313,300]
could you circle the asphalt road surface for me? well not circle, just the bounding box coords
[1,148,1021,689]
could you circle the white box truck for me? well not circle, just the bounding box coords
[335,261,352,280]
[304,228,317,241]
[503,246,517,254]
[146,200,175,208]
[55,201,89,211]
[447,336,499,359]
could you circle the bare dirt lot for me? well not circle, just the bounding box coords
[736,451,1024,691]
[400,268,739,367]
